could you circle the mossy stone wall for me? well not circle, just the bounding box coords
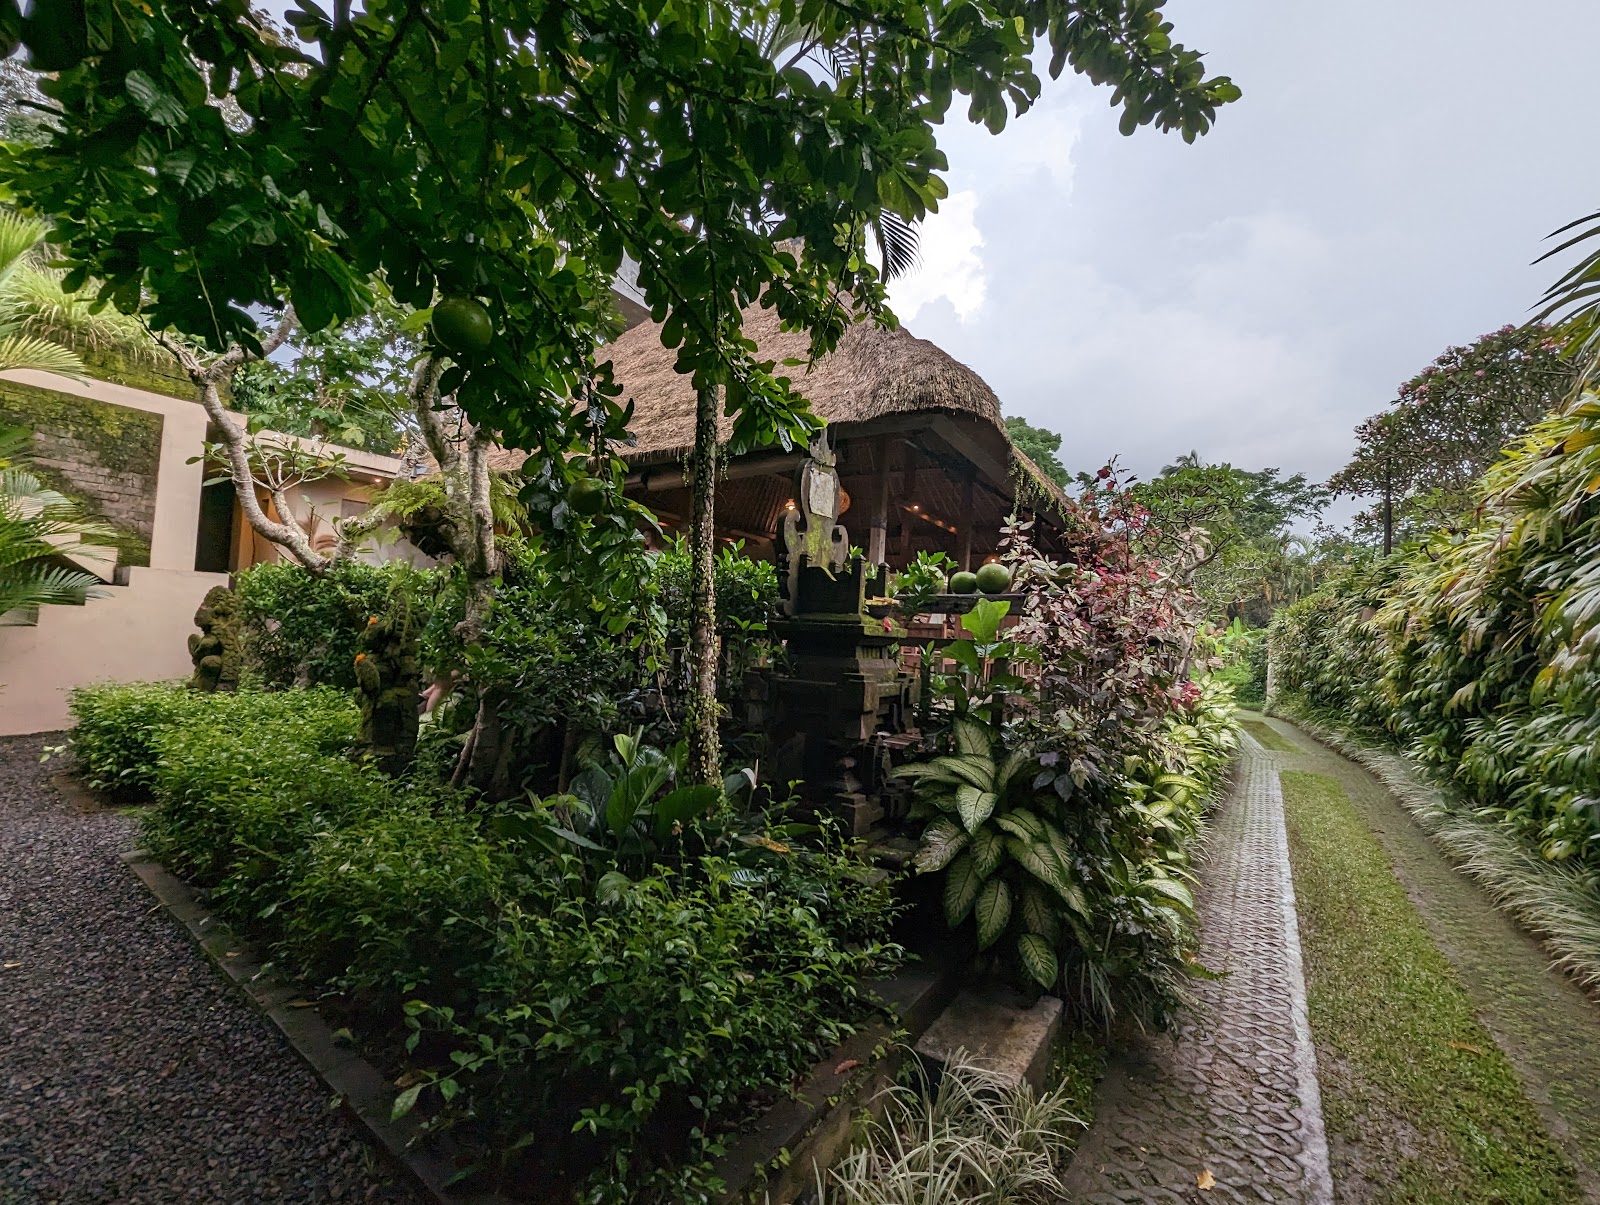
[0,379,164,567]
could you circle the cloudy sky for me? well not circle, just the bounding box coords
[886,0,1600,500]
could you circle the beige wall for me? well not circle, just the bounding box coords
[0,566,228,734]
[0,370,415,734]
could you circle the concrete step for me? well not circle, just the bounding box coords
[914,985,1064,1094]
[43,535,121,584]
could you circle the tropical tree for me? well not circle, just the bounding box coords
[7,0,1238,783]
[1004,415,1069,486]
[0,426,116,617]
[1328,324,1573,551]
[1132,454,1328,623]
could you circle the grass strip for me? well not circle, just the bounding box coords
[1281,769,1580,1204]
[1240,718,1297,753]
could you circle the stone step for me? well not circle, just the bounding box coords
[914,985,1063,1095]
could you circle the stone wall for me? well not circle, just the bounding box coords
[0,378,165,567]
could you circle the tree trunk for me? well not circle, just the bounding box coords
[1382,460,1394,556]
[685,382,722,786]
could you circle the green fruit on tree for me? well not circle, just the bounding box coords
[975,563,1012,594]
[949,571,979,595]
[430,297,494,354]
[568,476,606,516]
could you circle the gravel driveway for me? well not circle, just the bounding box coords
[0,734,420,1205]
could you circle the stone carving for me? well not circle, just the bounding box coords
[352,606,421,775]
[187,585,243,692]
[779,429,849,615]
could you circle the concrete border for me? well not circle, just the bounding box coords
[711,954,964,1203]
[125,847,966,1205]
[120,850,509,1205]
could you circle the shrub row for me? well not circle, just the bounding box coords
[68,685,899,1203]
[1270,395,1600,883]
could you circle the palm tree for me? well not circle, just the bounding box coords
[0,427,116,615]
[0,211,164,376]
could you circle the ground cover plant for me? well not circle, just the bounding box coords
[817,1052,1085,1205]
[70,683,900,1203]
[1281,769,1581,1202]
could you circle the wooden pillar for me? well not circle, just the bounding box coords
[958,473,975,572]
[898,462,916,561]
[867,434,891,565]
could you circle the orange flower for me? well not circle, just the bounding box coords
[354,653,366,663]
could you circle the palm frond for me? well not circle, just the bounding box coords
[0,266,165,366]
[0,332,85,377]
[1535,207,1600,386]
[0,562,108,613]
[874,211,922,281]
[0,212,49,288]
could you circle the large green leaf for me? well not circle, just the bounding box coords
[1005,834,1065,894]
[1017,933,1059,990]
[938,753,998,792]
[997,746,1036,791]
[943,852,982,926]
[970,826,1005,879]
[956,784,998,833]
[952,716,992,757]
[974,877,1012,950]
[914,817,969,873]
[1142,875,1196,914]
[892,761,965,785]
[994,808,1047,843]
[1018,882,1062,945]
[651,783,721,840]
[960,597,1010,644]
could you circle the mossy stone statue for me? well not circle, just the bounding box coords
[352,606,420,775]
[188,585,243,692]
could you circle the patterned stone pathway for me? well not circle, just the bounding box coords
[1061,741,1333,1204]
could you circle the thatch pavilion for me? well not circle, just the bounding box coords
[602,300,1066,570]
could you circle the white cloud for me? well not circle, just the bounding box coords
[888,191,988,323]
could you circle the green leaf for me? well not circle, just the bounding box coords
[994,808,1046,843]
[956,784,998,833]
[1143,876,1196,914]
[391,1083,423,1120]
[652,783,720,840]
[943,852,982,926]
[974,877,1012,950]
[124,71,189,127]
[1018,882,1062,944]
[970,826,1005,878]
[1017,933,1058,989]
[596,869,633,904]
[952,716,991,757]
[960,598,1010,643]
[915,817,969,873]
[939,753,999,792]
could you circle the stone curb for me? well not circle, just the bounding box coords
[711,951,965,1203]
[120,850,509,1205]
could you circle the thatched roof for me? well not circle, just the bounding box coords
[606,299,1003,465]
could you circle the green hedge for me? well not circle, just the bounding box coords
[1271,395,1600,882]
[68,684,898,1203]
[67,682,357,796]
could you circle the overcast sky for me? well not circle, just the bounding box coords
[886,0,1600,501]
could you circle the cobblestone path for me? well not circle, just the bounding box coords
[1268,718,1600,1201]
[1061,740,1333,1205]
[0,735,417,1205]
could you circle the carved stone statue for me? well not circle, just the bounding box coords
[352,606,421,775]
[188,585,243,692]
